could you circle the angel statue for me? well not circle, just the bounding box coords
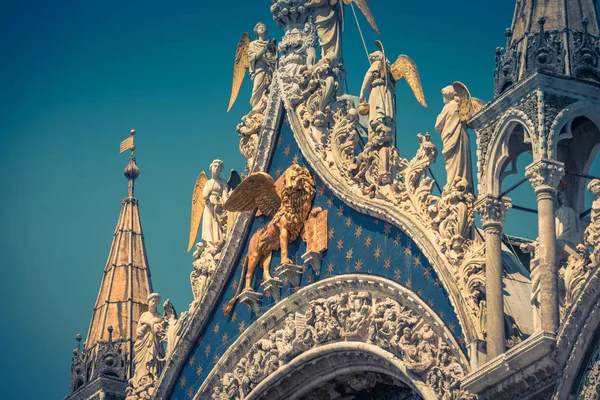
[305,0,379,67]
[359,41,427,142]
[187,160,242,252]
[434,82,485,193]
[227,22,277,113]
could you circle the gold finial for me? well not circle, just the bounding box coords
[120,129,136,154]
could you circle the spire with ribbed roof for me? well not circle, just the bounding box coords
[494,0,600,95]
[83,149,153,378]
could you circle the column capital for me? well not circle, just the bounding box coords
[475,195,512,234]
[525,159,565,195]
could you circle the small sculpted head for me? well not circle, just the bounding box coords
[254,22,267,38]
[441,85,458,104]
[210,159,224,178]
[368,51,384,63]
[147,293,161,310]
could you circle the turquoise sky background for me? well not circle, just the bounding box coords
[0,1,598,399]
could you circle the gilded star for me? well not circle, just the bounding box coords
[326,196,334,207]
[406,279,413,288]
[318,184,326,196]
[328,228,335,240]
[196,365,203,376]
[204,344,212,357]
[275,167,282,178]
[213,354,220,365]
[231,279,238,291]
[337,239,344,251]
[393,234,402,247]
[428,299,435,308]
[345,216,352,228]
[364,236,372,248]
[212,323,220,334]
[284,144,291,157]
[231,311,238,322]
[327,261,335,274]
[458,336,466,346]
[354,258,363,272]
[383,257,391,270]
[417,289,423,297]
[373,218,379,225]
[238,321,246,333]
[179,377,187,389]
[414,255,422,266]
[188,387,195,398]
[222,333,229,345]
[373,246,382,260]
[308,274,314,283]
[439,311,445,319]
[292,153,300,164]
[277,137,282,148]
[434,279,441,287]
[449,323,456,333]
[345,248,354,262]
[221,303,228,315]
[423,267,432,280]
[336,205,344,217]
[383,224,391,236]
[403,246,412,257]
[188,355,195,367]
[394,269,402,281]
[354,226,363,238]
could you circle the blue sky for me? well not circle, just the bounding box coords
[0,1,598,399]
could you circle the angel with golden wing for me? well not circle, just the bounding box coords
[227,22,277,113]
[187,160,242,252]
[359,41,427,142]
[434,82,486,193]
[305,0,379,66]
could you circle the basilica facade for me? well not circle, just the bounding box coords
[66,1,600,399]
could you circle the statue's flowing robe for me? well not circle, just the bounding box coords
[130,312,163,387]
[435,100,473,192]
[361,60,395,141]
[312,0,343,65]
[202,178,228,245]
[248,39,270,109]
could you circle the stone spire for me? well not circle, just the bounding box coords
[494,0,600,95]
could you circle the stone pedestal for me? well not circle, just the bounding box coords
[238,290,263,316]
[476,195,512,360]
[261,277,283,300]
[275,263,305,287]
[301,251,323,276]
[526,159,565,333]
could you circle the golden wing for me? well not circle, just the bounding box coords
[345,0,380,35]
[452,81,486,121]
[227,33,251,112]
[390,55,427,107]
[187,171,208,252]
[223,172,282,217]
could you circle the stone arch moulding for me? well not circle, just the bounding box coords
[278,77,479,344]
[548,100,600,160]
[195,274,471,400]
[482,108,537,197]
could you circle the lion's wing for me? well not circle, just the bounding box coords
[223,172,281,216]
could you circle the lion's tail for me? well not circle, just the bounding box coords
[224,256,248,316]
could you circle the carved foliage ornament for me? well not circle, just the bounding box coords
[525,159,565,193]
[210,291,472,400]
[475,196,511,233]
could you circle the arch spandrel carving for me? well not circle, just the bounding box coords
[194,275,472,400]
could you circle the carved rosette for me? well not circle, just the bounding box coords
[525,159,565,196]
[475,195,512,235]
[202,280,472,400]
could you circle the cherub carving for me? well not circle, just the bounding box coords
[223,164,316,314]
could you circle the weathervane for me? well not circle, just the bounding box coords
[119,129,136,154]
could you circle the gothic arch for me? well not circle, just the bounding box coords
[195,275,470,400]
[548,100,600,160]
[483,109,537,197]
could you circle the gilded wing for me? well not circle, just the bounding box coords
[344,0,380,34]
[452,81,486,121]
[227,33,251,112]
[188,171,208,252]
[223,172,281,217]
[390,55,427,107]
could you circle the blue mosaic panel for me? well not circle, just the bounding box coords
[169,115,464,399]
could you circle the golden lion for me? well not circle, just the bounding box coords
[223,164,315,315]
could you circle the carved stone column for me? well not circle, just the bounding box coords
[525,159,565,333]
[476,195,512,360]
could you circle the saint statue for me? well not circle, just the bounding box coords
[126,293,165,400]
[435,85,474,193]
[201,160,229,245]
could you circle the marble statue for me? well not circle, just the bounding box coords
[125,293,165,400]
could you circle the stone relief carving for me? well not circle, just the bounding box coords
[210,291,472,400]
[125,294,188,400]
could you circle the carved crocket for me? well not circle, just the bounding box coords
[224,164,316,314]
